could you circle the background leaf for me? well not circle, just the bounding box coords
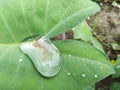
[109,82,120,90]
[0,0,100,43]
[73,21,105,53]
[0,40,115,90]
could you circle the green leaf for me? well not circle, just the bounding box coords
[73,21,93,41]
[110,82,120,90]
[73,21,105,53]
[112,55,120,78]
[0,0,100,43]
[0,40,115,90]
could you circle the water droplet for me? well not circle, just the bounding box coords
[68,54,71,57]
[19,37,62,77]
[94,74,99,78]
[91,62,94,64]
[81,73,86,78]
[72,28,75,31]
[19,58,23,62]
[67,73,71,76]
[116,65,120,69]
[6,49,9,51]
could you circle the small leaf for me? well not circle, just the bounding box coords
[73,21,105,53]
[73,21,93,41]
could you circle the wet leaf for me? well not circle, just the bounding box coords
[0,40,115,90]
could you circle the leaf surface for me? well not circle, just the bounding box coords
[0,0,112,90]
[0,40,115,90]
[0,0,100,43]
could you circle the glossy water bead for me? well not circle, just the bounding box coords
[19,37,62,77]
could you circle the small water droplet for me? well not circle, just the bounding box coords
[68,54,71,57]
[6,49,9,51]
[116,65,120,69]
[94,74,99,78]
[67,73,71,76]
[19,58,23,62]
[81,73,86,78]
[72,28,75,31]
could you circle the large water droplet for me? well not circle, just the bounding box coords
[81,73,86,78]
[19,37,62,77]
[94,74,99,78]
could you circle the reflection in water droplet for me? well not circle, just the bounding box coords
[94,74,98,78]
[19,58,23,62]
[67,73,71,76]
[68,54,71,57]
[81,73,86,78]
[19,37,62,77]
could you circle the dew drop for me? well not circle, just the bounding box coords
[19,58,23,62]
[67,73,71,76]
[19,37,62,77]
[94,74,99,78]
[68,54,71,57]
[72,28,75,31]
[6,49,9,51]
[81,73,86,78]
